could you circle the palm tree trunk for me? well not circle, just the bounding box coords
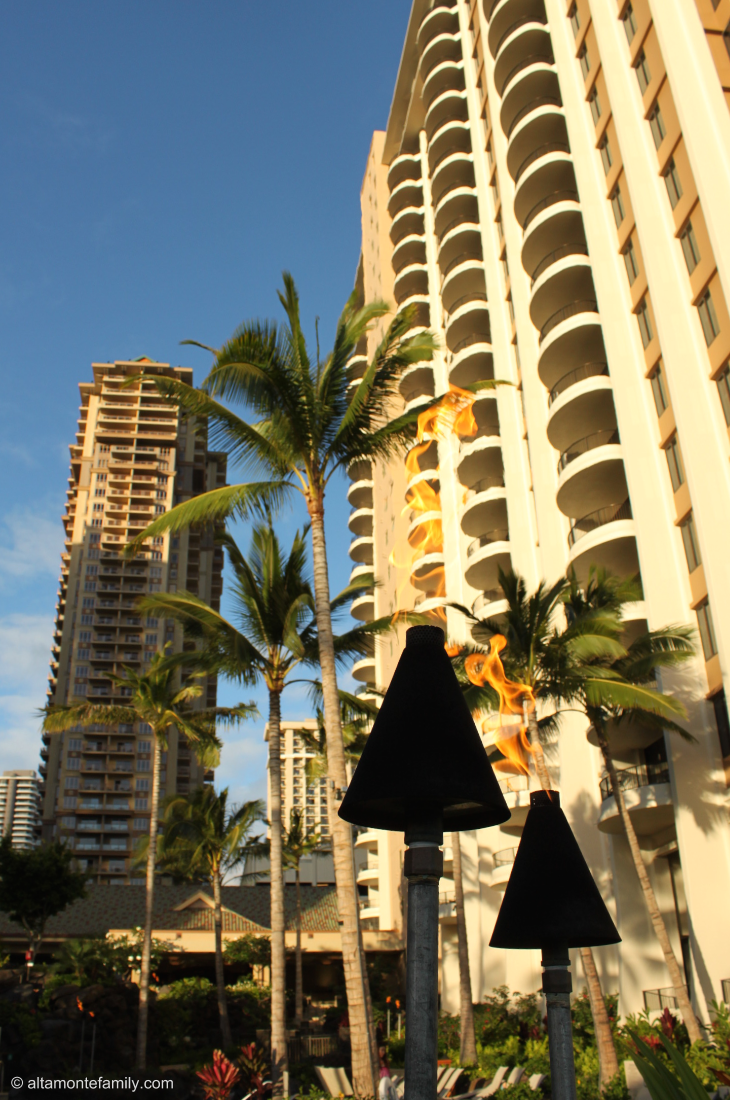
[295,865,303,1027]
[580,946,619,1087]
[307,496,377,1100]
[268,688,288,1098]
[526,710,552,790]
[213,865,233,1050]
[136,733,162,1070]
[451,832,477,1065]
[596,727,702,1044]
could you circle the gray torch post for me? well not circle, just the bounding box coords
[404,815,444,1101]
[542,947,576,1100]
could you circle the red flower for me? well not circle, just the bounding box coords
[196,1051,242,1100]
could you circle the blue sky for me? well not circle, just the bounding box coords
[0,2,410,806]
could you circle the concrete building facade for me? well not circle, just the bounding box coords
[41,358,226,885]
[0,771,41,849]
[347,0,730,1021]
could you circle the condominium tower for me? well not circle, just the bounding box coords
[347,0,730,1020]
[41,359,226,884]
[0,771,41,848]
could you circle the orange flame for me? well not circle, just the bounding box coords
[417,385,478,442]
[465,634,536,778]
[445,642,463,657]
[77,997,84,1012]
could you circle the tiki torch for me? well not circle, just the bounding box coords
[340,626,509,1100]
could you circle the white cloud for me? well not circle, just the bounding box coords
[0,613,52,773]
[0,511,62,583]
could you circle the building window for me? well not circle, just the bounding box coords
[663,158,682,209]
[724,19,730,61]
[650,362,668,416]
[716,363,730,425]
[665,434,685,492]
[623,237,639,285]
[679,221,701,274]
[679,512,702,573]
[579,45,591,79]
[135,797,149,810]
[622,3,637,43]
[712,690,730,758]
[599,136,613,175]
[635,51,652,94]
[698,289,720,346]
[136,778,150,791]
[696,600,718,660]
[610,185,625,227]
[588,87,602,124]
[569,4,580,37]
[637,298,653,348]
[648,103,666,149]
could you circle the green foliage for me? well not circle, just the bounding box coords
[0,999,43,1048]
[160,975,216,1001]
[386,1036,406,1065]
[223,934,271,967]
[0,838,87,949]
[630,1030,710,1100]
[498,1083,543,1100]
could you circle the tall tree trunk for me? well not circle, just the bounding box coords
[268,688,288,1098]
[596,727,702,1044]
[451,832,477,1065]
[213,865,233,1050]
[580,946,619,1087]
[295,865,303,1027]
[529,713,620,1076]
[136,733,162,1070]
[307,497,376,1099]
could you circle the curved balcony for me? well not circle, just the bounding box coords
[347,477,374,510]
[493,22,553,96]
[521,199,586,280]
[472,591,509,618]
[507,103,569,185]
[441,257,486,315]
[438,221,483,279]
[487,0,547,56]
[399,362,435,405]
[500,58,560,137]
[514,149,578,230]
[556,430,625,518]
[348,507,374,538]
[390,205,425,246]
[346,354,368,384]
[567,499,639,581]
[356,864,380,886]
[407,510,443,550]
[540,299,598,345]
[547,362,609,408]
[410,550,446,589]
[538,310,606,389]
[588,713,664,758]
[472,392,500,436]
[392,233,427,275]
[413,593,448,620]
[349,535,374,565]
[423,58,466,112]
[406,437,439,474]
[387,152,421,192]
[465,532,511,590]
[394,262,429,304]
[354,829,379,852]
[352,655,376,685]
[425,87,468,140]
[397,296,430,335]
[420,31,462,81]
[487,844,519,891]
[460,484,508,538]
[418,2,459,55]
[428,118,471,174]
[598,764,674,837]
[434,186,479,240]
[449,341,494,388]
[496,775,531,829]
[347,458,372,482]
[457,434,504,488]
[530,253,595,336]
[351,589,375,623]
[431,150,475,207]
[445,298,491,355]
[388,178,423,220]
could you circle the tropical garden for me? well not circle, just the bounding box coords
[0,272,723,1098]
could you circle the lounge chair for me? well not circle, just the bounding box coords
[454,1065,509,1099]
[506,1067,525,1086]
[528,1073,546,1092]
[314,1066,354,1098]
[438,1066,464,1097]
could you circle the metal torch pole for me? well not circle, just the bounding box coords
[542,947,576,1100]
[404,813,443,1101]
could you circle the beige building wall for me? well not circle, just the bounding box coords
[41,359,226,885]
[0,771,41,849]
[346,0,730,1020]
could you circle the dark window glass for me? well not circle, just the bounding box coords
[650,362,668,416]
[698,290,720,346]
[589,87,602,123]
[648,104,666,149]
[680,512,702,572]
[664,159,683,209]
[680,221,701,274]
[712,690,730,758]
[623,238,639,285]
[579,45,591,79]
[569,4,580,37]
[637,298,653,347]
[697,600,718,660]
[623,3,637,43]
[665,435,685,492]
[599,136,613,175]
[635,51,652,94]
[610,186,625,227]
[724,20,730,61]
[716,363,730,425]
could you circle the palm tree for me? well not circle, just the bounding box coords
[123,273,452,1097]
[139,523,397,1095]
[148,786,265,1049]
[564,570,703,1044]
[41,652,254,1070]
[281,809,327,1026]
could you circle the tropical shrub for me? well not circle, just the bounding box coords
[197,1050,241,1099]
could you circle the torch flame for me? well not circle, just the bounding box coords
[465,634,536,778]
[77,997,84,1012]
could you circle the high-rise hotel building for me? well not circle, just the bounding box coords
[348,0,730,1019]
[41,359,226,885]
